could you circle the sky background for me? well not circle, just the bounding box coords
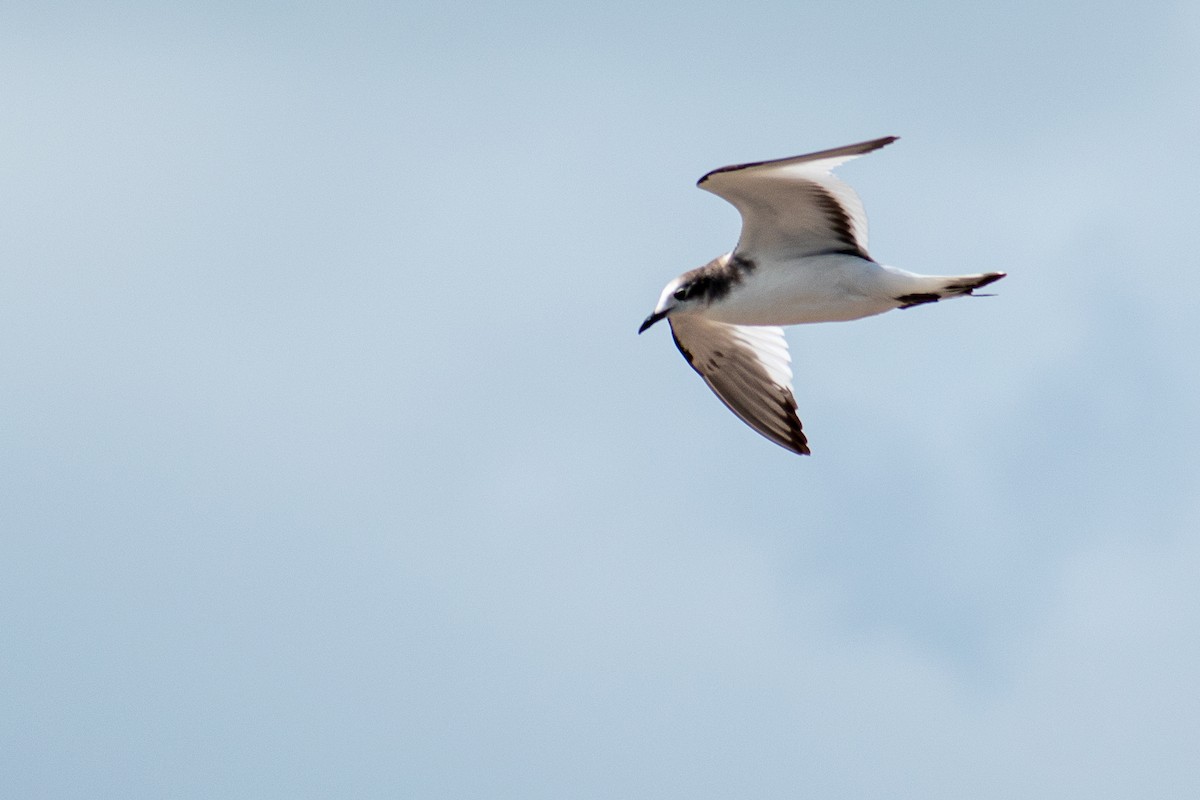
[4,1,1200,797]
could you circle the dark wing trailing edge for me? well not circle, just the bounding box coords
[669,316,810,456]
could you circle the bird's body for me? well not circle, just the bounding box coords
[639,136,1005,456]
[683,252,934,326]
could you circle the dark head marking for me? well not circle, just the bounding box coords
[675,255,756,305]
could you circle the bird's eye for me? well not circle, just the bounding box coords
[673,286,689,301]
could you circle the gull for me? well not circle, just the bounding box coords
[638,136,1004,455]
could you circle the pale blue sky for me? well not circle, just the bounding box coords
[4,2,1200,797]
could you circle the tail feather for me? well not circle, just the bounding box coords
[896,272,1006,309]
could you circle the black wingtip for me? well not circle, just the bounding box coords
[697,135,901,186]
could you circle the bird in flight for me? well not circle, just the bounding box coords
[639,136,1004,455]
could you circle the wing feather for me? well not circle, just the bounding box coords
[697,136,897,263]
[669,316,810,455]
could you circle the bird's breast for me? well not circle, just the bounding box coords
[700,254,896,326]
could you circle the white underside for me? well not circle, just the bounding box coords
[698,253,951,326]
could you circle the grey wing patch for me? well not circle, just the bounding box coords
[671,326,696,366]
[670,318,811,456]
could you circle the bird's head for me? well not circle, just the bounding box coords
[638,276,701,334]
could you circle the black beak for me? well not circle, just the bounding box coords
[638,310,667,334]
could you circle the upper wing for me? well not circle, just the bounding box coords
[669,315,810,456]
[697,136,897,263]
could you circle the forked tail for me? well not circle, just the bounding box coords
[895,272,1006,309]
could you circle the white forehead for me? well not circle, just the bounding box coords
[655,276,686,310]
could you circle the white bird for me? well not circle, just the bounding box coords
[639,136,1004,455]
